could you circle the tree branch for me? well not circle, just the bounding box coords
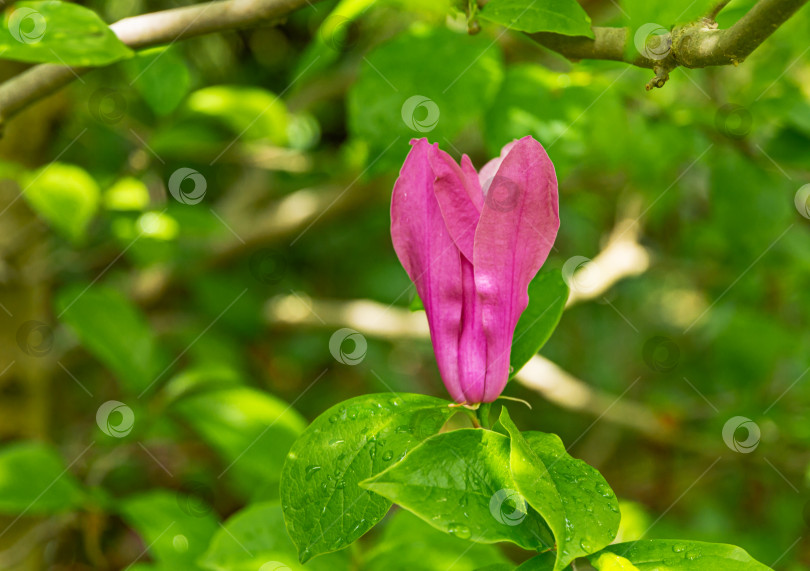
[528,0,808,88]
[0,0,320,124]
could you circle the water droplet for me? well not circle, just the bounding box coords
[596,483,613,498]
[336,480,346,489]
[305,465,321,480]
[329,414,339,423]
[396,424,412,434]
[390,397,403,406]
[673,543,687,553]
[580,539,592,551]
[329,438,345,446]
[608,503,619,513]
[686,550,701,560]
[382,450,394,461]
[447,523,471,539]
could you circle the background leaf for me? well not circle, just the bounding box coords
[172,386,306,501]
[479,0,594,37]
[0,442,85,514]
[55,284,161,394]
[348,26,503,171]
[119,490,219,568]
[0,1,132,65]
[23,163,100,242]
[200,502,350,571]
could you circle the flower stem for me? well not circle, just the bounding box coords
[476,402,493,429]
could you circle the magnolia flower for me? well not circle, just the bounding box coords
[391,136,559,403]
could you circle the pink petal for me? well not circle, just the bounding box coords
[478,140,520,195]
[472,136,560,402]
[457,256,487,402]
[429,148,483,262]
[391,139,466,402]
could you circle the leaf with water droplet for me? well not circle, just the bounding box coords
[589,539,772,570]
[360,428,554,551]
[281,393,455,563]
[499,408,620,570]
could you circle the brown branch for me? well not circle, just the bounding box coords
[0,0,320,124]
[528,0,808,88]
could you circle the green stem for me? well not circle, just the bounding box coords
[476,402,493,429]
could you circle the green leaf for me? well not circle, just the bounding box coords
[23,163,100,242]
[348,27,503,171]
[0,1,133,65]
[200,502,350,571]
[510,270,569,377]
[126,46,190,116]
[589,540,773,570]
[479,0,594,37]
[56,284,160,394]
[119,490,218,567]
[185,86,290,145]
[361,428,554,552]
[172,387,306,501]
[367,510,511,571]
[0,442,85,514]
[281,393,456,563]
[516,552,558,570]
[591,553,641,570]
[499,409,620,570]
